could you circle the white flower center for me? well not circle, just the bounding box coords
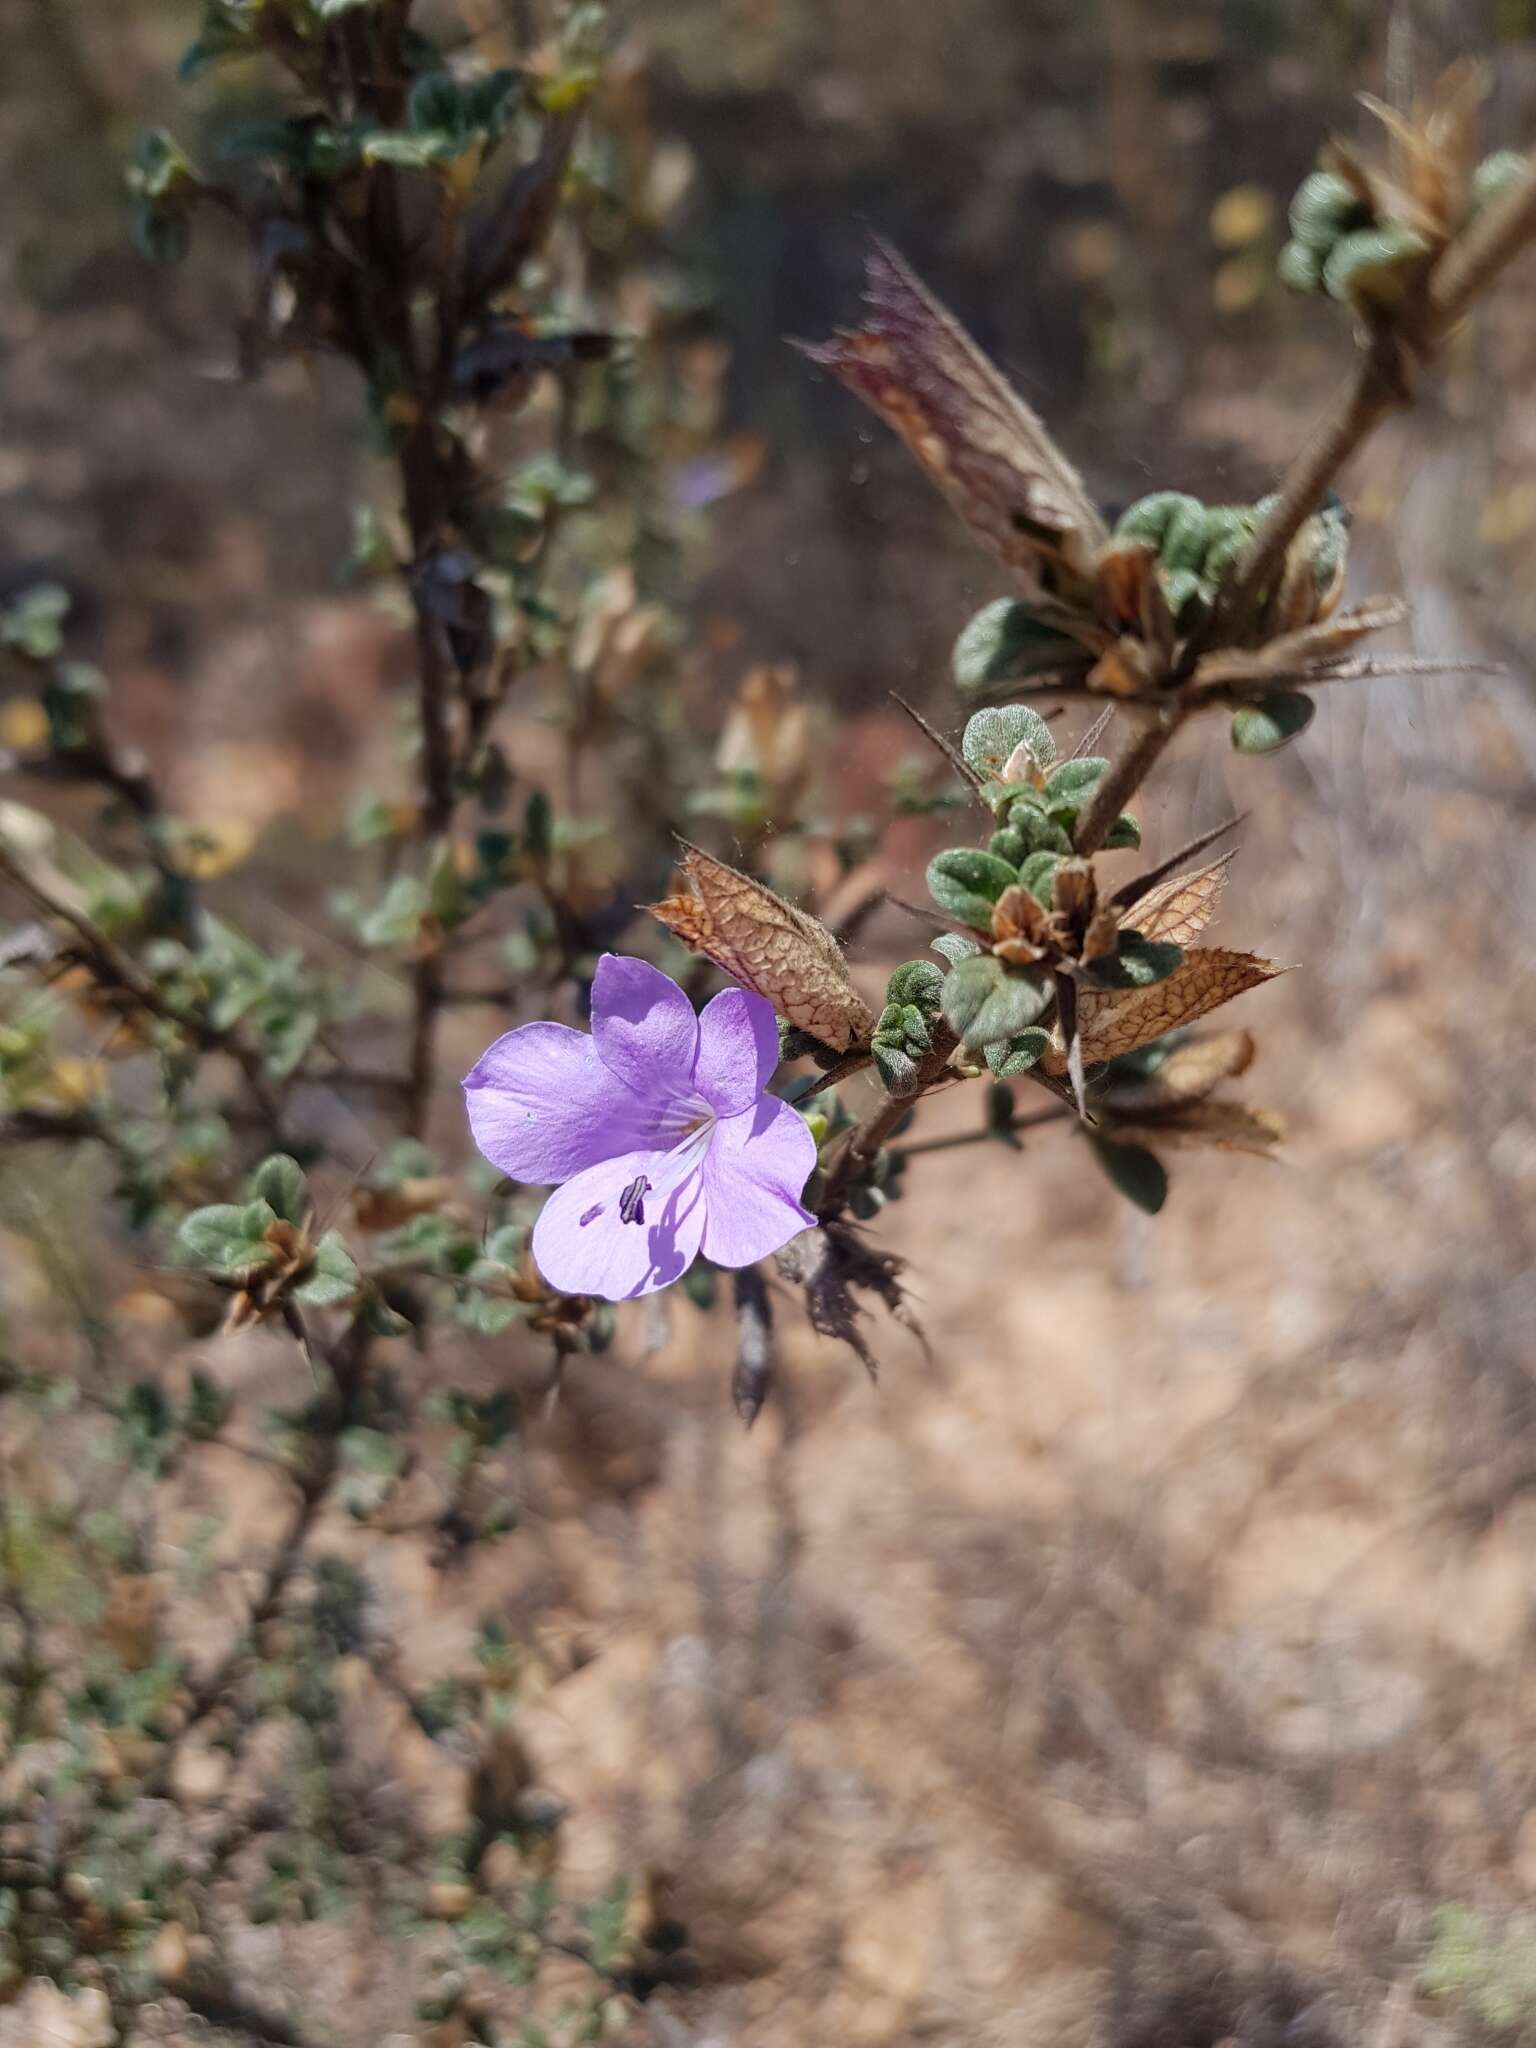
[580,1094,717,1232]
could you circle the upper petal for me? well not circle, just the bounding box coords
[694,985,780,1116]
[590,954,700,1100]
[463,1022,654,1184]
[532,1147,707,1301]
[700,1096,818,1269]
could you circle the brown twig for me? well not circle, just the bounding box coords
[1073,707,1185,856]
[891,1102,1068,1161]
[0,840,286,1131]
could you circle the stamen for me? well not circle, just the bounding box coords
[579,1202,604,1227]
[619,1175,651,1226]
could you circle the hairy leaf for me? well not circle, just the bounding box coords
[941,954,1051,1050]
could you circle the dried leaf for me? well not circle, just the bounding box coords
[797,238,1107,593]
[1045,946,1282,1070]
[647,845,877,1051]
[774,1219,927,1377]
[1112,1099,1286,1156]
[1193,598,1408,690]
[1125,854,1234,947]
[1106,1029,1255,1111]
[1087,635,1160,697]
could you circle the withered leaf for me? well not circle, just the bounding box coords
[774,1219,927,1378]
[1105,1029,1255,1112]
[1125,854,1233,948]
[1193,598,1408,691]
[797,238,1107,594]
[1044,946,1282,1071]
[646,845,877,1052]
[1111,1099,1286,1157]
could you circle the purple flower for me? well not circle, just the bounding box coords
[463,954,818,1301]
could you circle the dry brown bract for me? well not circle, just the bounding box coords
[646,844,877,1052]
[794,237,1108,604]
[1041,854,1283,1073]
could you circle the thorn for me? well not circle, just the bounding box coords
[890,692,985,790]
[1109,814,1247,916]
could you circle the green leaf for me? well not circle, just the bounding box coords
[1088,931,1185,989]
[1103,812,1142,850]
[1,583,70,660]
[523,787,553,859]
[872,1042,920,1097]
[984,1027,1051,1078]
[952,599,1082,694]
[409,71,467,136]
[1231,691,1316,755]
[1288,170,1369,253]
[179,1200,276,1276]
[1277,237,1324,293]
[926,847,1018,931]
[885,960,945,1010]
[961,704,1057,779]
[941,955,1050,1051]
[354,875,426,948]
[1043,757,1107,805]
[363,1293,411,1339]
[1018,850,1066,904]
[931,932,982,967]
[361,132,457,169]
[247,1154,311,1227]
[295,1232,360,1308]
[131,201,191,266]
[1089,1137,1168,1215]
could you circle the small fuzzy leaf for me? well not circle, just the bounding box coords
[952,599,1087,693]
[1089,1137,1168,1214]
[926,847,1020,930]
[1089,932,1185,990]
[962,705,1058,778]
[886,960,945,1010]
[1231,691,1317,754]
[931,932,983,966]
[984,1027,1051,1077]
[179,1201,276,1276]
[1103,812,1142,850]
[872,1041,920,1097]
[941,954,1050,1050]
[295,1232,361,1309]
[1044,757,1107,805]
[247,1154,311,1228]
[1018,849,1066,904]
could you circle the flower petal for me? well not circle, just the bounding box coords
[464,1023,653,1184]
[700,1097,817,1269]
[532,1147,706,1301]
[694,985,780,1116]
[590,954,699,1099]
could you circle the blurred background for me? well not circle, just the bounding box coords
[5,1,1536,2043]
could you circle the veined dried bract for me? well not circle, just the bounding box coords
[796,238,1107,602]
[646,845,877,1052]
